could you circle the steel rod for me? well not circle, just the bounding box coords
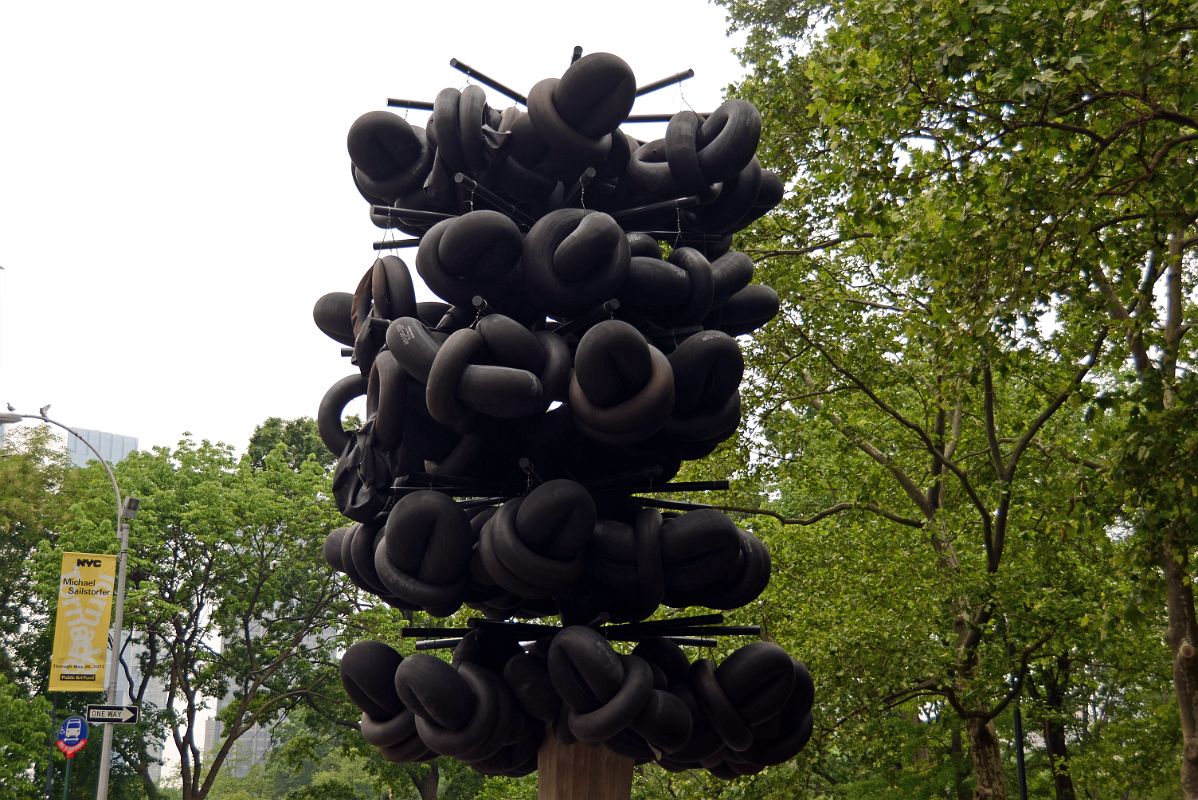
[636,498,714,512]
[643,480,731,493]
[371,205,457,223]
[415,638,463,650]
[386,98,435,111]
[449,58,527,105]
[610,195,701,221]
[563,167,597,207]
[639,230,731,242]
[454,173,535,225]
[635,69,695,97]
[373,239,422,250]
[613,613,725,628]
[402,627,473,637]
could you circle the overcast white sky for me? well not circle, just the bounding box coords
[0,0,747,454]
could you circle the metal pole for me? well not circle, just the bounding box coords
[61,758,72,800]
[95,516,130,799]
[0,412,128,800]
[1013,696,1028,800]
[43,713,58,799]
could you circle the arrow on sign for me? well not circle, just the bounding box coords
[85,705,139,725]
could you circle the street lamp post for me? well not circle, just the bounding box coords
[0,410,138,800]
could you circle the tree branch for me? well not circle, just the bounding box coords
[714,501,926,529]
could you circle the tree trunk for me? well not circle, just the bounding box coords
[411,762,439,800]
[952,727,971,800]
[967,718,1008,800]
[1041,659,1077,800]
[1161,530,1198,799]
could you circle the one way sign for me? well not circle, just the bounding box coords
[85,705,139,725]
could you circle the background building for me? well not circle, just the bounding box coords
[66,427,138,468]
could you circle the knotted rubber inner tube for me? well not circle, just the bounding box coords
[667,330,744,417]
[632,638,690,686]
[630,688,693,754]
[548,626,624,712]
[374,490,473,614]
[359,708,418,747]
[695,101,762,182]
[343,515,389,596]
[349,113,435,201]
[527,78,611,163]
[394,653,475,731]
[341,641,406,721]
[573,320,653,406]
[313,292,356,347]
[690,658,753,753]
[367,350,406,449]
[387,317,445,383]
[318,373,367,456]
[704,283,781,337]
[371,255,418,322]
[416,212,523,309]
[568,654,653,743]
[503,654,560,723]
[710,250,755,305]
[521,209,629,316]
[714,642,796,726]
[554,53,636,138]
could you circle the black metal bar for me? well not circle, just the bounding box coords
[639,230,731,242]
[396,472,506,490]
[449,58,527,105]
[661,637,719,647]
[454,173,535,226]
[467,619,561,637]
[562,167,597,208]
[373,238,422,250]
[372,205,457,223]
[659,625,762,637]
[551,298,620,339]
[415,638,463,650]
[610,195,701,221]
[386,98,435,111]
[608,613,724,630]
[636,69,695,97]
[584,464,663,491]
[571,46,583,64]
[624,113,678,123]
[637,498,713,512]
[456,496,508,509]
[646,480,731,493]
[401,627,473,637]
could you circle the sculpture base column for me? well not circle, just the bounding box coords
[537,734,634,800]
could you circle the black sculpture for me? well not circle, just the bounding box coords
[313,50,813,781]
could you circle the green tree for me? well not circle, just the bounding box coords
[0,425,72,683]
[0,672,54,799]
[35,432,352,800]
[712,0,1196,796]
[247,417,335,471]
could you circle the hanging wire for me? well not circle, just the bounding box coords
[678,79,697,115]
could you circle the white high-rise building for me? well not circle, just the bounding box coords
[65,427,138,468]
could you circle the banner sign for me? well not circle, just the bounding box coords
[49,552,116,692]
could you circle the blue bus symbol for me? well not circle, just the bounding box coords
[59,716,87,745]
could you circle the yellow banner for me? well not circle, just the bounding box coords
[49,552,116,693]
